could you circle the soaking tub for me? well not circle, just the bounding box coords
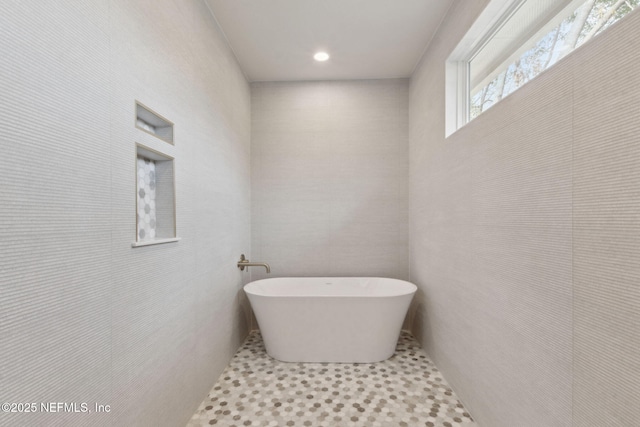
[243,277,417,363]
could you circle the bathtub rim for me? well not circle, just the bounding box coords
[243,277,417,298]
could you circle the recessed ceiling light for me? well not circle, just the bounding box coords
[314,52,330,62]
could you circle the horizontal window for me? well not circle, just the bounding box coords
[447,0,639,135]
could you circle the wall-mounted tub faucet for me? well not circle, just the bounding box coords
[237,254,271,273]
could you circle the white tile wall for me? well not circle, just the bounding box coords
[250,80,409,283]
[409,2,640,426]
[572,11,640,425]
[0,1,250,426]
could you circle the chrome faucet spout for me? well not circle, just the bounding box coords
[237,254,271,273]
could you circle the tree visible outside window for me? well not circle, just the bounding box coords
[470,0,640,119]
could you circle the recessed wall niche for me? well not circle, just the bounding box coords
[133,145,177,247]
[135,102,174,144]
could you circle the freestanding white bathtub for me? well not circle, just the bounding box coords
[244,277,417,363]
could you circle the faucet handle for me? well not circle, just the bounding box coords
[238,254,248,270]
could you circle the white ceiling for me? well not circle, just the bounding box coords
[205,0,456,82]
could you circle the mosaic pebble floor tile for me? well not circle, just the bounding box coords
[187,331,476,427]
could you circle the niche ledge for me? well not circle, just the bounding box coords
[132,237,181,248]
[136,102,174,144]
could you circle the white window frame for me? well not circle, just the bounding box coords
[446,0,640,137]
[446,0,524,136]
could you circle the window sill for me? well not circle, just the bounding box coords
[131,237,181,248]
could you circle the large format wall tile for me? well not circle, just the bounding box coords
[0,2,111,425]
[572,12,640,426]
[251,80,409,283]
[409,1,640,426]
[0,1,251,426]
